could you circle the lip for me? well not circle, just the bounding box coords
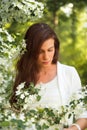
[42,61,50,64]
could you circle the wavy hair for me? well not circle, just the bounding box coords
[10,23,60,105]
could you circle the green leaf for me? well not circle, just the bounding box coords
[37,95,41,101]
[42,123,49,129]
[0,121,10,127]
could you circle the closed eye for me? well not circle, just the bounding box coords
[39,46,54,53]
[48,49,54,52]
[48,47,54,52]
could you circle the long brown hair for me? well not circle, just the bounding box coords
[10,23,60,105]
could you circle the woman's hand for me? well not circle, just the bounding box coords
[63,128,72,130]
[63,126,78,130]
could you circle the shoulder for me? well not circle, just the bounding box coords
[57,61,77,75]
[57,61,81,92]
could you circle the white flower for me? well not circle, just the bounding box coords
[0,96,5,103]
[24,91,29,96]
[0,113,3,121]
[29,95,37,103]
[16,83,25,95]
[25,95,37,105]
[23,103,29,110]
[17,82,25,90]
[0,0,44,25]
[31,117,35,122]
[23,95,38,109]
[4,109,10,117]
[0,81,87,129]
[8,113,17,121]
[16,90,22,96]
[20,93,25,99]
[39,119,49,126]
[25,124,36,130]
[25,119,36,130]
[0,73,4,84]
[25,97,29,104]
[19,113,25,121]
[61,112,73,126]
[36,83,46,96]
[25,119,32,126]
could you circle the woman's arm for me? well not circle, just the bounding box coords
[64,118,87,130]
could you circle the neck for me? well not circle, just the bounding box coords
[37,63,57,84]
[40,64,56,75]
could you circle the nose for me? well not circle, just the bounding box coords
[43,52,49,60]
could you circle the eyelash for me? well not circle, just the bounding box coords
[48,49,53,52]
[39,50,53,54]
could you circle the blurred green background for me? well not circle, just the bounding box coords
[0,0,87,87]
[0,1,87,129]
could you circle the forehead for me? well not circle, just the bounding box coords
[40,38,54,49]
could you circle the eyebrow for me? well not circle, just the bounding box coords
[40,46,54,51]
[48,46,54,49]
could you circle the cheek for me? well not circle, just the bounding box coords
[38,55,43,62]
[51,50,55,57]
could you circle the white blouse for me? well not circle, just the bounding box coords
[36,62,87,119]
[38,76,62,108]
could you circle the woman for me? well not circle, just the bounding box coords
[10,23,87,130]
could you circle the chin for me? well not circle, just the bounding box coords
[42,61,52,66]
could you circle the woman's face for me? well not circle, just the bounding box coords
[37,38,55,68]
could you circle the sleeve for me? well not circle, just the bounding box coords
[71,67,87,119]
[71,67,82,94]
